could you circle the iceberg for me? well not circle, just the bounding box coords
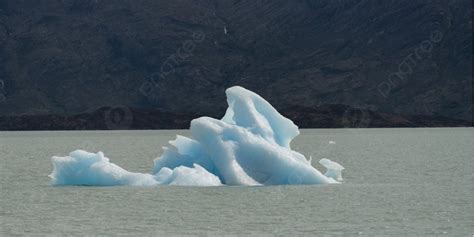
[50,86,344,186]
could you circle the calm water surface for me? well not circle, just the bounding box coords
[1,128,473,236]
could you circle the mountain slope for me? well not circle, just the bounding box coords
[0,0,471,128]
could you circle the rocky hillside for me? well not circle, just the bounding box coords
[0,105,470,131]
[0,0,472,129]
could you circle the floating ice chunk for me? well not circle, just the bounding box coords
[152,135,215,175]
[51,150,221,186]
[319,158,345,181]
[50,150,158,186]
[156,164,222,186]
[329,141,336,144]
[51,86,344,186]
[158,86,337,185]
[190,116,336,185]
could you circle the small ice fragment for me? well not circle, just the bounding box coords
[329,141,336,144]
[319,158,345,181]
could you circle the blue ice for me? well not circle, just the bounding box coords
[50,86,344,186]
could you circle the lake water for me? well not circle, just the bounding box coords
[1,128,473,236]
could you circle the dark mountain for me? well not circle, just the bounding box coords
[0,0,472,129]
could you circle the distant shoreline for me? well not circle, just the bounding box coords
[0,105,471,131]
